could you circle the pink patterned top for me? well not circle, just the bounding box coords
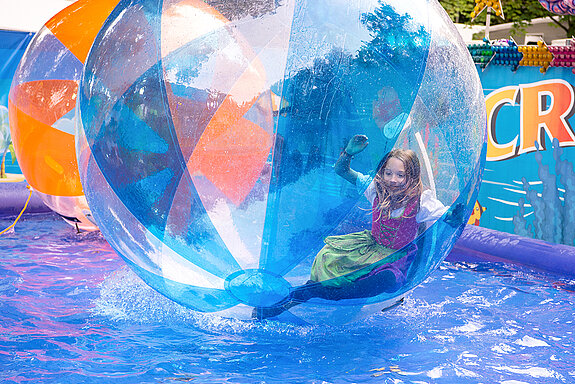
[356,173,448,288]
[371,195,420,249]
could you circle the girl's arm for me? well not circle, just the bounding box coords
[416,190,449,223]
[334,152,359,185]
[334,135,368,185]
[417,191,466,228]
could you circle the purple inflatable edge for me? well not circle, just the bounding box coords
[2,181,574,278]
[447,224,575,278]
[0,181,51,217]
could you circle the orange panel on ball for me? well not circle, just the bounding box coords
[8,102,83,197]
[187,96,272,205]
[45,0,121,63]
[10,80,77,126]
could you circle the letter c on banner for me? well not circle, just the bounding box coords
[485,86,520,161]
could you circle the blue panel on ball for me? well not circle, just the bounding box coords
[89,63,183,237]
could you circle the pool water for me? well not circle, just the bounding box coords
[1,213,574,383]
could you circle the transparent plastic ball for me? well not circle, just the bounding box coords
[77,0,486,324]
[8,0,119,231]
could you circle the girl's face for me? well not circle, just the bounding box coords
[382,157,407,192]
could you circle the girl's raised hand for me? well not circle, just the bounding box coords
[345,134,369,156]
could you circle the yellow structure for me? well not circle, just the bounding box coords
[471,0,504,19]
[518,41,553,73]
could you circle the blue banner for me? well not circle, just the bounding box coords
[473,65,575,246]
[0,29,34,174]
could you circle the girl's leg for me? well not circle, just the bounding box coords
[254,270,399,320]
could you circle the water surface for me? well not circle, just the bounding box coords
[1,213,574,383]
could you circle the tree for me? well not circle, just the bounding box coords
[439,0,575,37]
[438,0,475,23]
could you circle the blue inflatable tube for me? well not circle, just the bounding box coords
[447,224,575,278]
[0,181,51,217]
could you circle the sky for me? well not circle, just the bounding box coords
[0,0,77,32]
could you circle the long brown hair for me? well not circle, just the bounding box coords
[373,149,423,218]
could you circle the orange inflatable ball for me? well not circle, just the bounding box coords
[8,0,120,231]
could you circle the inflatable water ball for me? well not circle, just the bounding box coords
[8,0,120,231]
[77,0,487,325]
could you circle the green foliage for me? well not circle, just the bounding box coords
[9,143,15,164]
[438,0,475,23]
[439,0,575,37]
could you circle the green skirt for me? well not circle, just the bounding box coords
[310,230,408,287]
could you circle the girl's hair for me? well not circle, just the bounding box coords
[373,149,423,218]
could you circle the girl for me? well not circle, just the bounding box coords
[253,135,450,319]
[309,134,448,290]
